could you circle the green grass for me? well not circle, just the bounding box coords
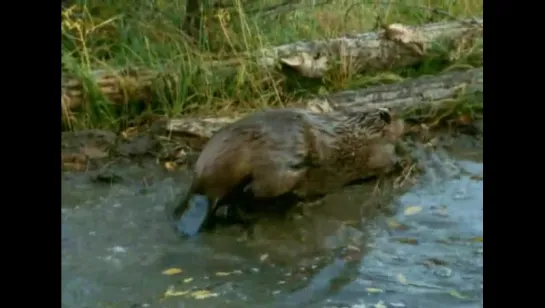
[61,0,483,131]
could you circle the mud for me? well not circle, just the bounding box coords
[61,122,482,308]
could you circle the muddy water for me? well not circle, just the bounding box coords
[61,134,483,308]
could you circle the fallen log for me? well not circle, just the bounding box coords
[62,18,482,111]
[256,18,482,72]
[164,67,483,139]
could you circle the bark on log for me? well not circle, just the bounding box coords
[62,18,482,111]
[164,67,483,139]
[255,18,482,71]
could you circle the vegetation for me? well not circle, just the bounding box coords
[61,0,483,131]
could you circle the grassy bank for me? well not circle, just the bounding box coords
[61,0,483,131]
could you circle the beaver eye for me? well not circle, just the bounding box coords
[377,109,391,124]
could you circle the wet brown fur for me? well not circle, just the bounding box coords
[177,107,405,222]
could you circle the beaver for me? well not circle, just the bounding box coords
[171,107,405,236]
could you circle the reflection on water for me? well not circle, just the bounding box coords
[62,144,482,308]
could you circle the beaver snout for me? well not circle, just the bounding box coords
[175,194,212,237]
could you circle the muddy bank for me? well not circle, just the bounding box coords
[61,115,482,181]
[61,121,482,308]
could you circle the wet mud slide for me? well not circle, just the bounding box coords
[61,122,482,308]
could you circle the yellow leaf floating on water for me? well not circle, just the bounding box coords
[183,278,194,283]
[164,161,177,171]
[387,218,402,228]
[374,300,387,308]
[386,218,409,230]
[471,236,483,243]
[162,268,183,275]
[260,254,269,262]
[215,272,231,276]
[162,287,218,300]
[448,289,468,299]
[404,206,423,216]
[396,273,408,285]
[190,290,219,299]
[346,244,361,252]
[366,288,384,293]
[163,287,189,298]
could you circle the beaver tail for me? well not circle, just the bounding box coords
[168,180,215,237]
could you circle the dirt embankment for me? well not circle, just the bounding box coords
[61,117,482,187]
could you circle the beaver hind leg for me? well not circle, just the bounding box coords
[249,162,307,199]
[201,159,308,232]
[214,179,304,229]
[202,176,261,229]
[201,203,256,229]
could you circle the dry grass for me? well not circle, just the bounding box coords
[61,0,483,131]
